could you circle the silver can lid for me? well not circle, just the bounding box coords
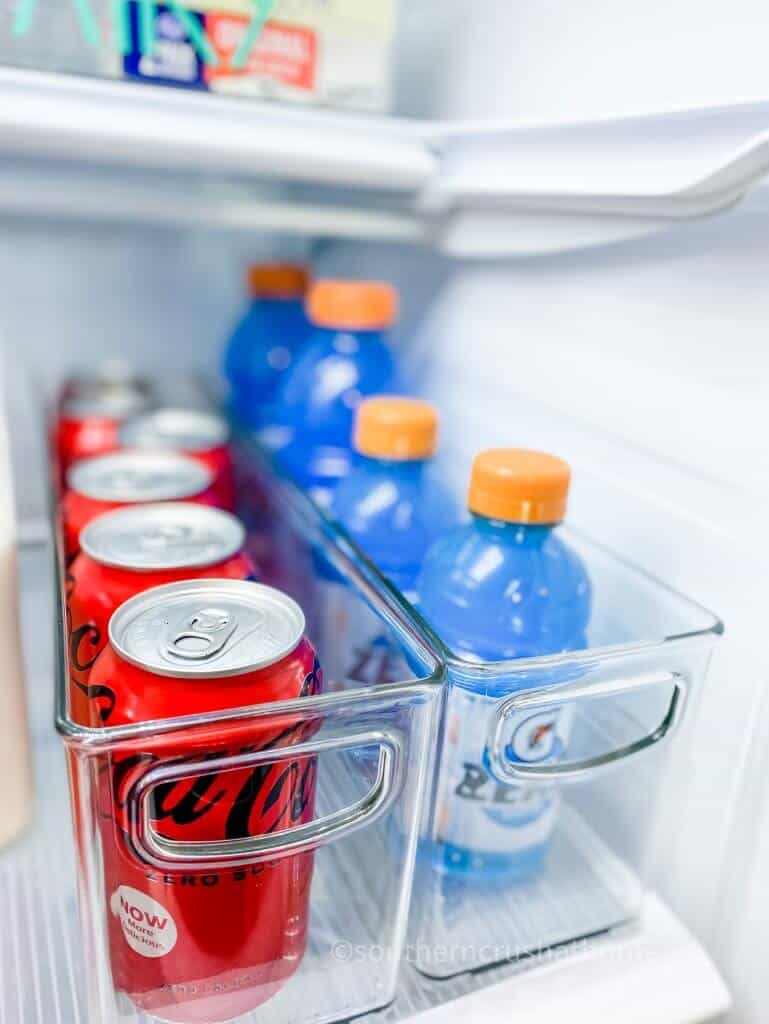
[62,387,152,421]
[65,360,153,396]
[80,503,245,572]
[68,451,213,503]
[109,579,305,679]
[120,407,229,453]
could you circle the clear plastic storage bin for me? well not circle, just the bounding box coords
[242,440,723,982]
[408,529,721,977]
[55,471,443,1024]
[55,426,722,1021]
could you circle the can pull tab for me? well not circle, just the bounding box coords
[166,607,237,662]
[142,524,192,549]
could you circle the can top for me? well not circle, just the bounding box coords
[61,387,151,421]
[119,407,229,453]
[109,579,305,679]
[80,503,245,572]
[65,361,152,396]
[68,451,213,503]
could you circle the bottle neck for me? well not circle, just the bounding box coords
[471,514,554,547]
[317,325,386,348]
[359,457,428,479]
[251,294,302,309]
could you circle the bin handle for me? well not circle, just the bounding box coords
[487,670,687,785]
[126,729,404,871]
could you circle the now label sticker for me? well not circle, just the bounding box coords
[110,886,178,958]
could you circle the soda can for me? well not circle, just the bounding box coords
[54,388,152,478]
[61,451,220,562]
[88,579,323,1023]
[120,408,236,511]
[60,363,154,404]
[67,503,257,726]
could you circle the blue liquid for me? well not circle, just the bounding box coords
[277,442,357,510]
[417,516,591,881]
[331,458,458,595]
[273,324,402,503]
[328,457,458,765]
[419,517,590,663]
[223,295,310,435]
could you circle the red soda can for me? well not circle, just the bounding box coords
[54,387,153,480]
[120,408,236,512]
[67,503,257,725]
[61,451,221,562]
[87,580,323,1023]
[60,364,154,404]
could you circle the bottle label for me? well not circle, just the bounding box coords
[205,16,317,91]
[123,4,206,86]
[111,886,178,958]
[119,1,393,108]
[319,580,409,691]
[436,688,572,863]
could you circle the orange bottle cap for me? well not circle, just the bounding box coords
[354,396,439,461]
[468,449,571,524]
[306,280,398,332]
[247,263,309,300]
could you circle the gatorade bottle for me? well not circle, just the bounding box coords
[323,397,457,717]
[332,397,458,598]
[223,263,310,442]
[274,280,402,507]
[417,449,591,881]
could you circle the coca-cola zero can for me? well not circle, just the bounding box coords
[60,362,154,402]
[88,579,323,1023]
[61,451,221,561]
[67,503,256,726]
[54,387,152,479]
[120,408,236,512]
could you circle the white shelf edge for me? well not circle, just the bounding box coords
[0,67,437,192]
[2,67,769,254]
[0,164,426,242]
[428,102,769,202]
[411,893,731,1024]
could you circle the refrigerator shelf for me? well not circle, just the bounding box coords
[2,67,769,254]
[5,541,729,1024]
[409,807,637,980]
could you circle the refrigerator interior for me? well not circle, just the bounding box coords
[1,207,761,1023]
[2,2,769,1021]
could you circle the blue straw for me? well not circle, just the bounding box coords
[12,0,36,37]
[167,0,219,66]
[111,0,131,56]
[14,0,101,47]
[137,0,156,56]
[232,0,274,69]
[73,0,101,47]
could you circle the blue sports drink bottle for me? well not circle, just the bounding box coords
[326,396,458,690]
[417,449,592,881]
[223,263,310,445]
[273,280,403,507]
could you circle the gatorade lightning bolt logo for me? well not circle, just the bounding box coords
[510,710,561,763]
[529,722,554,754]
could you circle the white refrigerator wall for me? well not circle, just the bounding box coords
[399,0,769,121]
